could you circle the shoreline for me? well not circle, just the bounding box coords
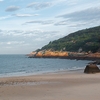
[29,55,100,61]
[0,68,84,78]
[0,70,100,100]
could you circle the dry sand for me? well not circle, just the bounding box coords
[0,70,100,100]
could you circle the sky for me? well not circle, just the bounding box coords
[0,0,100,54]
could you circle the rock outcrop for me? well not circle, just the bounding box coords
[27,50,100,60]
[84,64,100,74]
[28,50,68,58]
[89,60,100,65]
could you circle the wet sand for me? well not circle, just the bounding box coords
[0,70,100,100]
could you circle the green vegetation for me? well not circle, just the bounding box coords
[41,26,100,53]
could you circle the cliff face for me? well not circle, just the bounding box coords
[28,50,68,58]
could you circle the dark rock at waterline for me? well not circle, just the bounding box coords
[89,60,100,65]
[84,64,100,74]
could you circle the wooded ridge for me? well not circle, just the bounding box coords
[41,25,100,53]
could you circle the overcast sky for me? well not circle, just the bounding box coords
[0,0,100,54]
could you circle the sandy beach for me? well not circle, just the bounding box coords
[0,70,100,100]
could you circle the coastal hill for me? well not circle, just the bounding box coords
[41,25,100,53]
[28,25,100,59]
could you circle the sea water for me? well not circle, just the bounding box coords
[0,54,90,77]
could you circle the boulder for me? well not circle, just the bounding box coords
[84,64,100,73]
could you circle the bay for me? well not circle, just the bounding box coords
[0,54,89,77]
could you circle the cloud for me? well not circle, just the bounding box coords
[58,7,100,22]
[5,6,20,12]
[55,20,69,26]
[33,30,60,42]
[12,13,39,17]
[13,14,32,17]
[25,20,54,25]
[0,29,63,53]
[6,41,25,45]
[52,0,78,7]
[22,30,60,38]
[0,15,12,20]
[0,29,59,38]
[0,41,25,45]
[66,0,78,6]
[54,19,89,27]
[0,30,23,37]
[27,2,52,10]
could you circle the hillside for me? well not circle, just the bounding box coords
[41,26,100,53]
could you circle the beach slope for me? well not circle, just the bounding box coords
[0,71,100,100]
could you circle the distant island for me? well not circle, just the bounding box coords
[28,25,100,60]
